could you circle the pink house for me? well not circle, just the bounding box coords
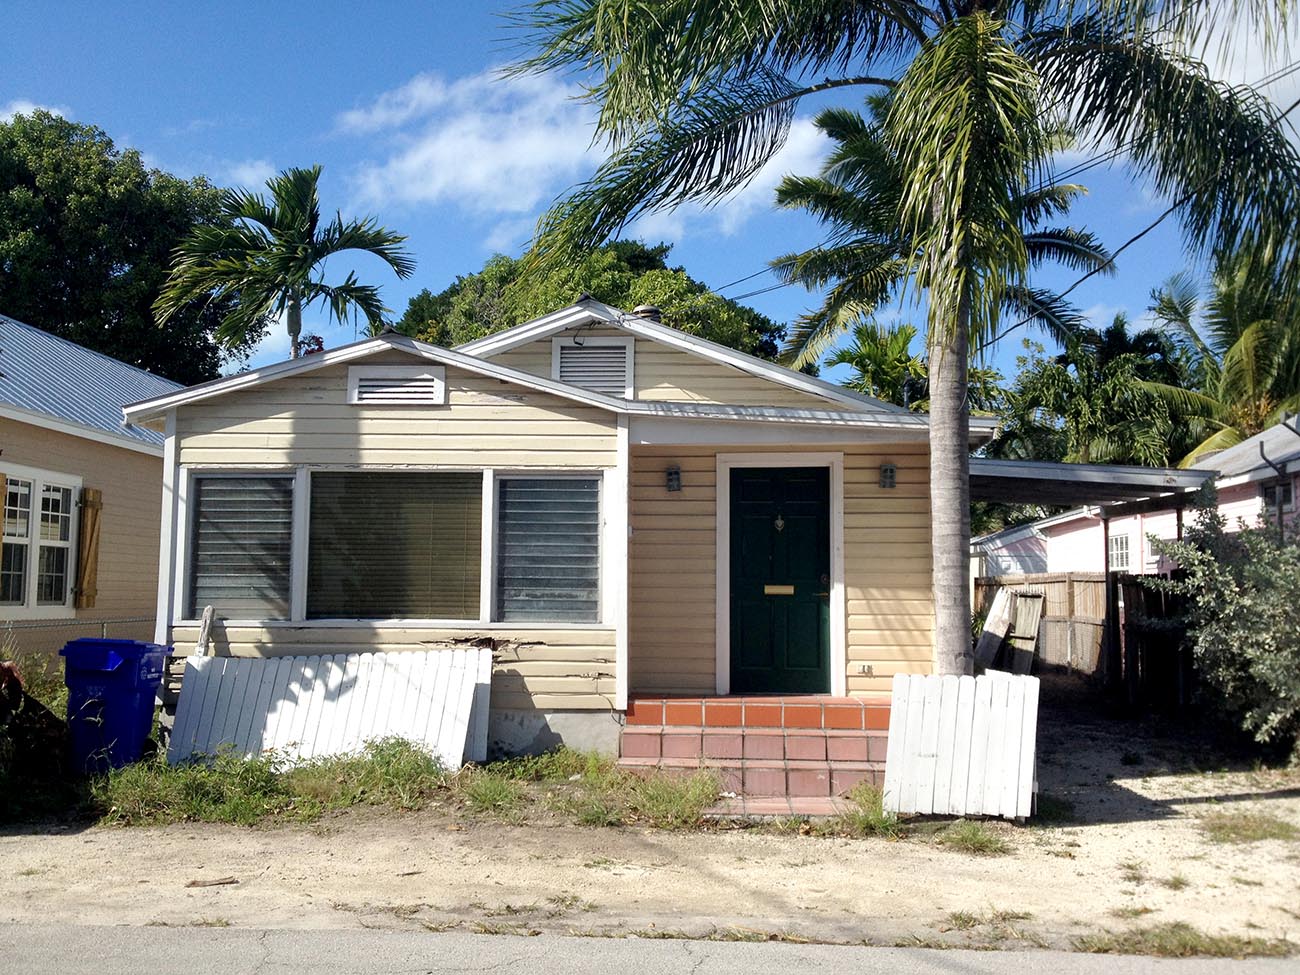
[974,420,1300,577]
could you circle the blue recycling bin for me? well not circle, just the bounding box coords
[60,638,167,774]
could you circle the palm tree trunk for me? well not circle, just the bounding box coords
[287,297,303,360]
[928,285,974,677]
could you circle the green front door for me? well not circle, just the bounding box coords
[730,466,831,694]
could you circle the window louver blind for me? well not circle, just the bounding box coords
[496,478,600,622]
[557,344,628,395]
[308,471,481,619]
[189,477,293,619]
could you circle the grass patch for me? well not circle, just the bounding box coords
[1110,905,1155,919]
[457,770,527,817]
[827,783,905,839]
[1199,811,1300,844]
[96,739,447,826]
[1119,860,1146,884]
[1160,874,1191,891]
[1074,923,1294,958]
[935,820,1010,856]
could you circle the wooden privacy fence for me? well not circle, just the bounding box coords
[883,672,1040,820]
[974,573,1107,678]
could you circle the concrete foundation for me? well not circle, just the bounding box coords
[486,708,623,759]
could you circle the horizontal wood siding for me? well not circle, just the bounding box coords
[1,419,161,636]
[629,443,933,696]
[174,355,618,469]
[488,328,867,410]
[167,623,617,712]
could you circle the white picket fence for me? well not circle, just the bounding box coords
[167,648,492,770]
[882,671,1039,820]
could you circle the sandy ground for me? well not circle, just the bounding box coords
[2,682,1299,951]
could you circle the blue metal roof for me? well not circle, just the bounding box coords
[0,314,182,449]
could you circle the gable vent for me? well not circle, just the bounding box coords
[555,342,630,396]
[347,365,447,405]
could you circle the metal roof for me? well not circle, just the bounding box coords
[970,457,1213,506]
[0,314,181,449]
[1197,419,1300,481]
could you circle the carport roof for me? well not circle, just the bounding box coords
[970,458,1213,508]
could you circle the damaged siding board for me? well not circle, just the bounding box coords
[168,647,493,768]
[167,624,618,712]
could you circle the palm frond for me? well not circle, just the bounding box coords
[1022,227,1113,275]
[1000,284,1085,347]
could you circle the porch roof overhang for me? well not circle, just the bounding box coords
[969,458,1214,513]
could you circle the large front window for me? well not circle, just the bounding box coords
[307,471,482,619]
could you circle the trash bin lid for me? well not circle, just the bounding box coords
[60,638,162,672]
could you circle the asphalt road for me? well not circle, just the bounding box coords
[1,924,1296,975]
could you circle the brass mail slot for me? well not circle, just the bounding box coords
[763,584,795,596]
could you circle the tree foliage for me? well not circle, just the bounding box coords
[1150,509,1300,760]
[397,240,785,358]
[771,96,1110,368]
[1146,253,1300,466]
[155,165,414,360]
[0,110,248,383]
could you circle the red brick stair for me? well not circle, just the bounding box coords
[619,696,889,798]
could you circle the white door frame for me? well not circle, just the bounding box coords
[714,452,846,697]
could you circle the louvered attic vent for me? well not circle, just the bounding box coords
[553,338,632,396]
[347,365,447,405]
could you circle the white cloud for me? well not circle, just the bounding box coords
[1,99,70,122]
[221,158,276,188]
[345,69,601,217]
[342,69,829,245]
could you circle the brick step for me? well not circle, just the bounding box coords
[617,756,881,797]
[626,696,890,732]
[621,725,888,764]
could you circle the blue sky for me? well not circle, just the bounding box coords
[5,2,1294,381]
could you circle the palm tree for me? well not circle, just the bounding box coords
[772,97,1111,368]
[827,322,927,405]
[1147,255,1300,465]
[155,165,415,359]
[514,1,1300,675]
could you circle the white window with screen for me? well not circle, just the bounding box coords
[187,475,294,620]
[494,477,601,623]
[1107,533,1130,571]
[1,464,80,619]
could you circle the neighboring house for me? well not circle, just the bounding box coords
[1,315,182,652]
[974,420,1300,577]
[125,299,1197,782]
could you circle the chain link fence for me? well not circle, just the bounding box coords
[1,617,155,659]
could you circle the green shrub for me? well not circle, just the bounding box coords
[1149,510,1300,758]
[834,782,905,838]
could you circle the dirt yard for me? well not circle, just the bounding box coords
[2,679,1298,952]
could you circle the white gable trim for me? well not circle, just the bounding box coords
[122,334,629,424]
[459,299,908,414]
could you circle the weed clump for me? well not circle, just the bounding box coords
[1199,811,1299,844]
[936,819,1011,856]
[1074,922,1294,958]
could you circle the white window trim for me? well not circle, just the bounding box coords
[492,472,604,625]
[0,461,82,621]
[173,464,617,632]
[551,335,635,398]
[714,452,846,698]
[1108,533,1131,571]
[1262,479,1295,513]
[346,364,447,405]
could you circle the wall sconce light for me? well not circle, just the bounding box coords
[879,463,897,489]
[666,465,682,492]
